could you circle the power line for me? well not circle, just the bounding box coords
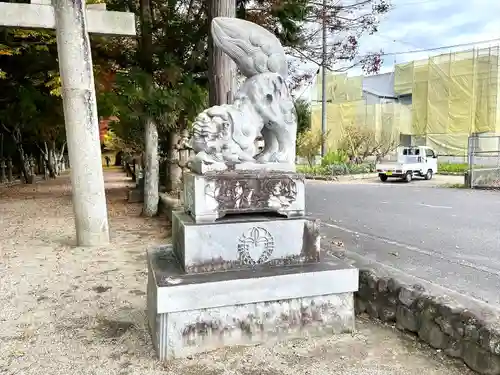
[357,37,500,58]
[377,34,424,50]
[294,68,320,100]
[300,38,500,97]
[392,0,438,7]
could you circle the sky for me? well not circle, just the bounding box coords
[299,0,500,99]
[355,0,500,75]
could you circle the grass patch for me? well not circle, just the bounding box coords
[298,161,476,177]
[297,163,375,176]
[438,163,468,174]
[441,183,467,189]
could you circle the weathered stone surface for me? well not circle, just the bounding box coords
[418,319,449,350]
[356,266,500,374]
[435,315,455,337]
[480,325,500,355]
[183,171,305,223]
[418,297,442,323]
[357,270,377,301]
[463,342,500,375]
[366,301,378,319]
[376,277,391,294]
[445,337,463,358]
[158,193,182,220]
[396,305,419,332]
[378,306,396,322]
[172,211,320,274]
[354,296,367,314]
[160,292,354,360]
[470,168,500,189]
[398,284,425,307]
[387,278,402,294]
[147,245,358,361]
[188,159,296,174]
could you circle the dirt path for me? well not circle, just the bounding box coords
[0,168,473,375]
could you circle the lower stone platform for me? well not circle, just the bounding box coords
[147,245,358,361]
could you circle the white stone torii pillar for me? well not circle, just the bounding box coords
[0,0,136,246]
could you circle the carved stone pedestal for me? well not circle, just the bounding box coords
[183,171,305,222]
[147,15,358,363]
[147,170,359,361]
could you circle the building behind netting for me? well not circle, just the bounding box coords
[310,46,500,157]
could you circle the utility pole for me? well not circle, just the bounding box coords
[208,0,236,106]
[321,0,328,157]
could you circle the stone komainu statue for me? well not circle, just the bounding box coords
[189,17,297,172]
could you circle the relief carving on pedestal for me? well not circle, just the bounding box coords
[237,227,274,266]
[205,177,297,212]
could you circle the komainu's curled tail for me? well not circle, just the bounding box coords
[188,17,297,172]
[211,17,288,79]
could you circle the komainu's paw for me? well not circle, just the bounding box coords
[255,152,272,163]
[268,152,290,163]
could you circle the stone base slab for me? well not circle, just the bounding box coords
[147,245,358,361]
[172,211,320,273]
[188,159,296,175]
[183,171,305,223]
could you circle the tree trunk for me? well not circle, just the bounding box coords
[2,125,31,183]
[208,0,236,106]
[140,0,159,217]
[143,118,159,216]
[48,145,57,178]
[55,142,66,175]
[41,141,57,178]
[18,146,30,183]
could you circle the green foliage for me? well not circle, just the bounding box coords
[298,146,375,177]
[442,183,467,189]
[297,162,375,176]
[0,26,65,159]
[295,99,311,136]
[97,0,388,151]
[0,0,389,164]
[338,125,398,163]
[296,129,327,167]
[438,162,468,174]
[321,150,348,166]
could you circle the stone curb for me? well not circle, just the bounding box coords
[158,192,182,220]
[0,176,45,187]
[0,179,22,187]
[305,172,465,181]
[355,269,500,374]
[304,173,377,181]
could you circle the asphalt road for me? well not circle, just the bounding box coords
[306,178,500,306]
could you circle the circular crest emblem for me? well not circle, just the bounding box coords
[237,227,275,266]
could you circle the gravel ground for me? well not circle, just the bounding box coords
[0,168,473,375]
